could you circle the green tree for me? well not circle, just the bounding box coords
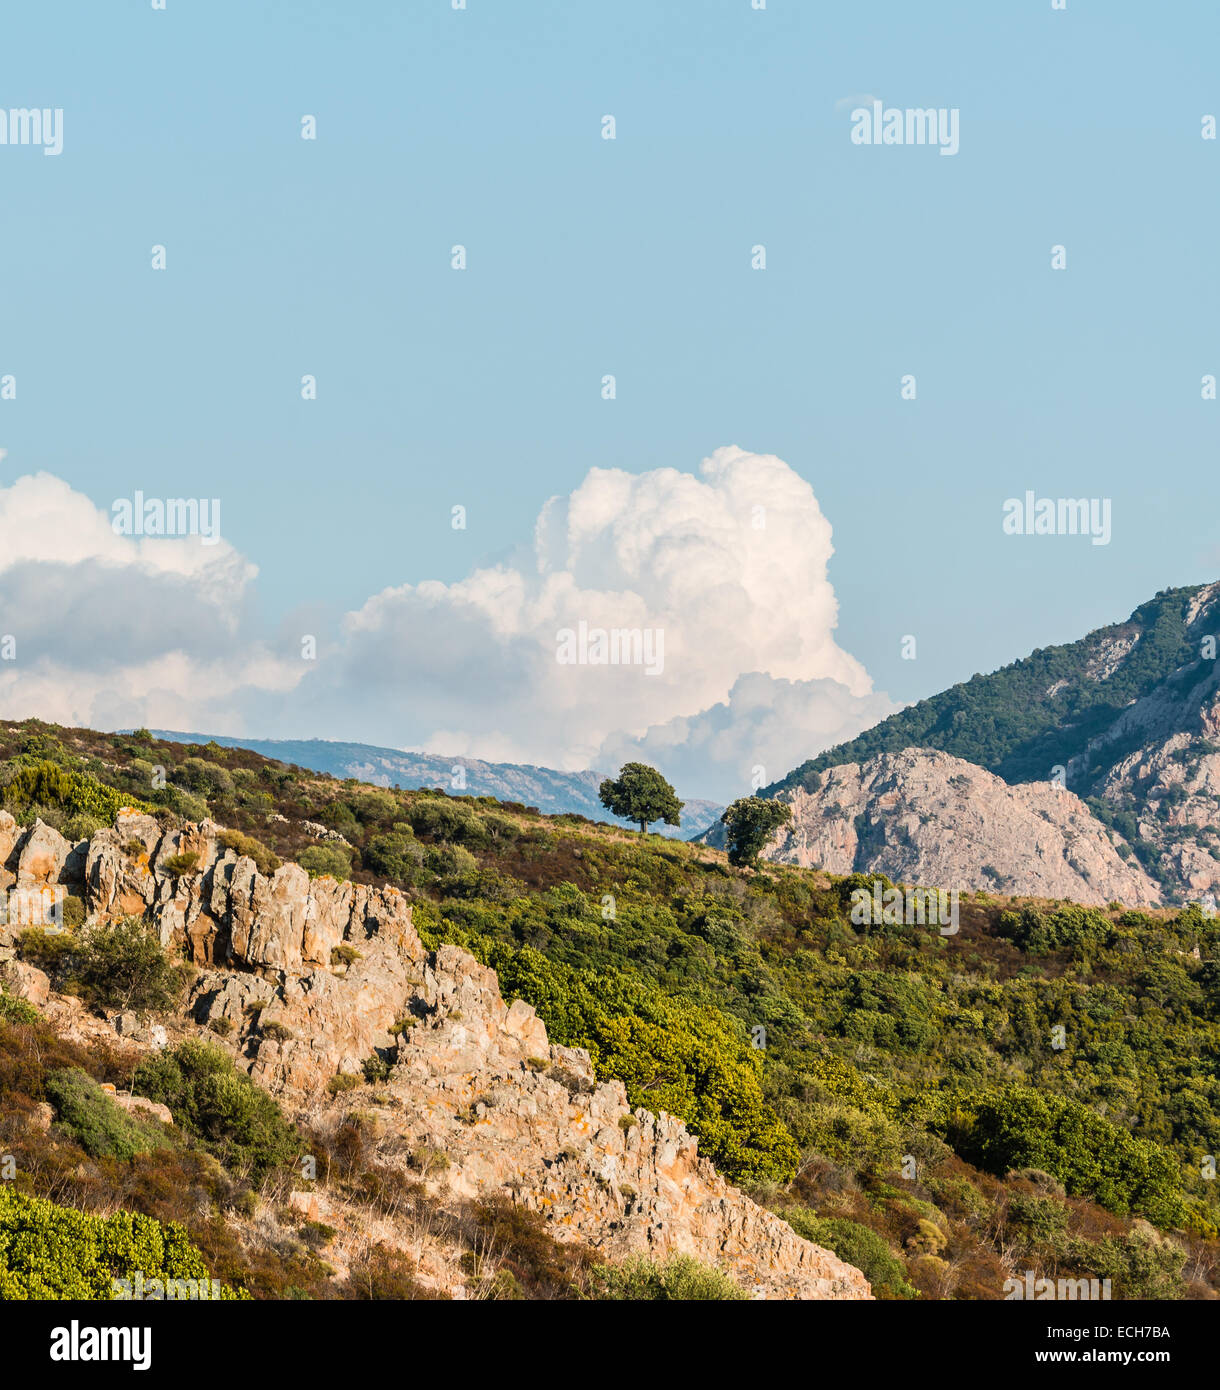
[597,762,683,835]
[720,796,792,868]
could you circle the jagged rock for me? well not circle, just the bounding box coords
[302,820,349,844]
[373,947,869,1299]
[86,829,158,919]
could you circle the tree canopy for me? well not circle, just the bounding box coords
[598,763,683,834]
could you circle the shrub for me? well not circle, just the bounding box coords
[73,918,187,1012]
[0,989,39,1025]
[44,1068,172,1161]
[998,905,1110,955]
[15,926,75,973]
[351,790,398,825]
[298,844,353,882]
[782,1210,918,1299]
[327,1073,362,1097]
[133,1041,300,1186]
[954,1087,1187,1227]
[0,1186,246,1300]
[330,944,362,968]
[162,851,200,878]
[344,1243,443,1300]
[361,1056,391,1084]
[179,757,234,799]
[591,1254,747,1300]
[59,894,86,930]
[3,761,151,825]
[1070,1226,1186,1300]
[364,832,424,883]
[403,799,486,847]
[217,830,280,876]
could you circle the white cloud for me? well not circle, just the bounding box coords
[297,445,892,791]
[0,472,301,731]
[0,451,894,801]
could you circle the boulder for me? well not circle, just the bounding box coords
[0,959,50,1007]
[16,819,71,888]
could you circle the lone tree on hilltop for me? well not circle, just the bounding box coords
[598,762,683,835]
[721,796,792,869]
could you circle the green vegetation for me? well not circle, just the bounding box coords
[217,829,281,876]
[21,917,189,1013]
[298,843,353,881]
[952,1087,1186,1226]
[132,1041,300,1186]
[591,1253,748,1300]
[598,762,683,835]
[0,1186,245,1300]
[44,1069,173,1161]
[1,759,153,828]
[782,1209,918,1299]
[1,715,1217,1298]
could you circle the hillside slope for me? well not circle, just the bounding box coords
[2,805,867,1300]
[1,717,1217,1301]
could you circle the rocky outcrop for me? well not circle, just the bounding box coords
[31,811,870,1300]
[705,748,1161,906]
[372,945,868,1298]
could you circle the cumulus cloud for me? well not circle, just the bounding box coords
[0,450,894,801]
[296,445,893,790]
[0,472,301,732]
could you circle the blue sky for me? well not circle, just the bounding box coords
[0,1,1217,796]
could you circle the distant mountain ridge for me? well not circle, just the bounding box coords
[146,732,724,839]
[770,582,1220,798]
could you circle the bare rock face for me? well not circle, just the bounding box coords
[65,814,872,1299]
[1087,674,1220,903]
[114,1093,173,1126]
[724,748,1161,906]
